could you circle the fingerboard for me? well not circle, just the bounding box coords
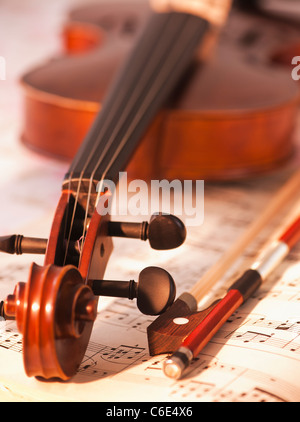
[63,11,209,188]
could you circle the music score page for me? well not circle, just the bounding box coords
[1,159,300,401]
[1,0,300,402]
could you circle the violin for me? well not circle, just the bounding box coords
[0,2,232,380]
[20,0,300,181]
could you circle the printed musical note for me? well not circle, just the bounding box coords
[0,322,22,353]
[215,387,287,402]
[144,357,165,372]
[167,355,295,402]
[170,380,215,400]
[77,342,147,379]
[97,300,154,332]
[220,327,300,355]
[225,310,251,326]
[228,330,273,344]
[236,387,286,402]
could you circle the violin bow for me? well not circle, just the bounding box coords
[147,169,300,369]
[163,206,300,379]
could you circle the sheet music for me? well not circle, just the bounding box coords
[1,163,300,402]
[1,0,300,403]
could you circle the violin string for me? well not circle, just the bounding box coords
[79,12,205,265]
[83,14,203,181]
[80,13,201,258]
[93,13,206,199]
[84,12,207,267]
[62,12,178,266]
[63,12,206,267]
[92,12,208,187]
[66,12,174,178]
[81,13,188,244]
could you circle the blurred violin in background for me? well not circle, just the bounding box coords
[20,0,300,182]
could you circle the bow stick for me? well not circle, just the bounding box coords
[147,169,300,363]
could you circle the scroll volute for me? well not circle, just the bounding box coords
[3,189,113,379]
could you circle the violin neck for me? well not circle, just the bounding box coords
[64,11,209,188]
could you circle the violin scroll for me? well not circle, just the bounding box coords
[0,210,184,379]
[4,263,96,380]
[2,263,176,379]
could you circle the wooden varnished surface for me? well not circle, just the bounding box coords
[1,0,300,402]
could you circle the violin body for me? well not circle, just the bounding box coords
[20,1,300,181]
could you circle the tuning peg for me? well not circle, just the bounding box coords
[91,266,176,315]
[108,213,186,250]
[0,300,8,320]
[0,235,47,255]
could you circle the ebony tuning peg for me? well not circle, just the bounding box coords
[0,214,186,256]
[108,213,186,250]
[91,266,176,315]
[0,300,10,320]
[0,234,47,255]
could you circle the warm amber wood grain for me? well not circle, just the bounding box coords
[20,1,300,182]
